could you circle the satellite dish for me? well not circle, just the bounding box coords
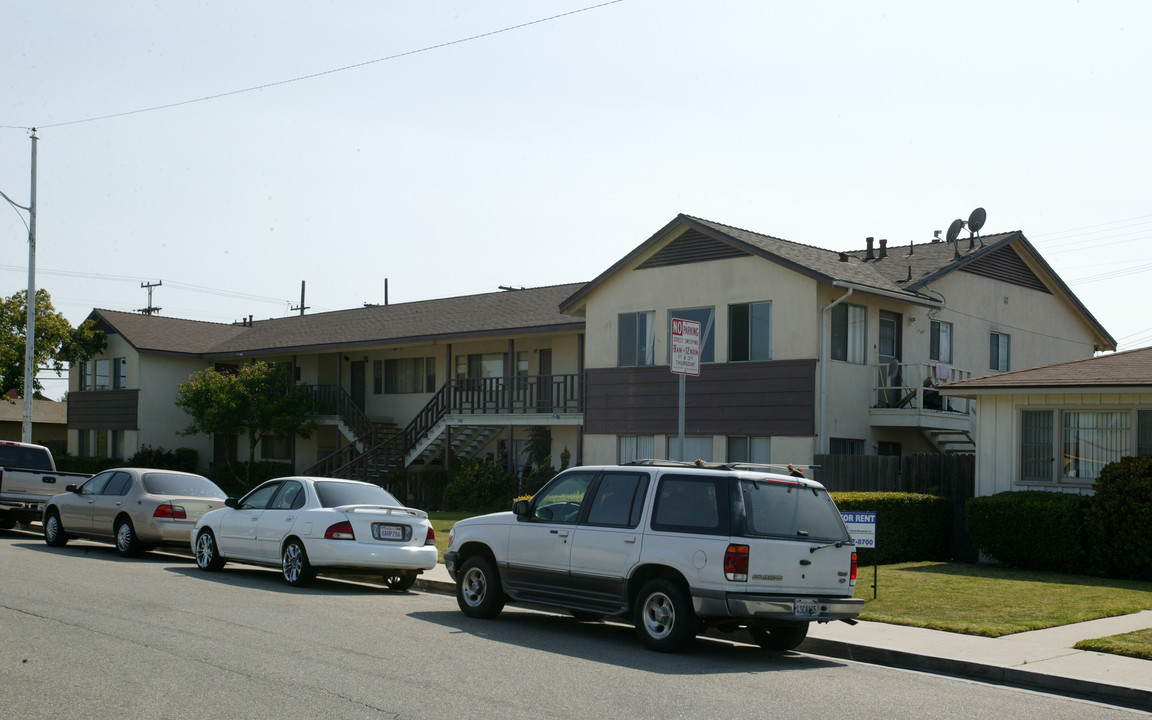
[968,207,986,234]
[946,218,965,244]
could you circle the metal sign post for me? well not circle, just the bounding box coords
[669,317,701,461]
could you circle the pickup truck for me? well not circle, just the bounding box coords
[0,440,90,528]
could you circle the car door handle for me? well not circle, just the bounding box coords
[552,530,569,537]
[624,536,636,543]
[284,516,293,522]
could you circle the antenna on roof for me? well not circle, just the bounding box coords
[968,207,987,248]
[946,218,965,260]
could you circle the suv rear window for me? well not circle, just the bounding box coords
[741,479,849,542]
[650,474,729,535]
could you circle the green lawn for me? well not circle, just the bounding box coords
[855,561,1152,638]
[427,515,1152,661]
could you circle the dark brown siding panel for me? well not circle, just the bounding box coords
[585,360,815,436]
[67,390,140,430]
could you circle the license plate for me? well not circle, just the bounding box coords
[372,523,405,541]
[794,599,820,617]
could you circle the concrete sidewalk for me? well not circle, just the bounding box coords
[414,563,1152,712]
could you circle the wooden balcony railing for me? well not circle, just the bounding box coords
[871,362,973,415]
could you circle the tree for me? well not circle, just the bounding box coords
[175,361,317,486]
[0,289,105,396]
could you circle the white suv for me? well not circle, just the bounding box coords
[444,461,863,652]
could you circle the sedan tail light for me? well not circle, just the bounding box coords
[325,521,355,540]
[724,544,749,582]
[153,503,187,520]
[424,526,436,546]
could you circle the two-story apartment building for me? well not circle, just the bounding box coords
[68,284,588,482]
[67,213,1114,484]
[559,214,1114,466]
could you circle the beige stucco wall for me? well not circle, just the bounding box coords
[972,391,1152,497]
[137,354,213,466]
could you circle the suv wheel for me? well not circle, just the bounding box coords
[634,578,696,652]
[749,623,809,651]
[456,555,505,618]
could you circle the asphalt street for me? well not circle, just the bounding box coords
[0,531,1144,720]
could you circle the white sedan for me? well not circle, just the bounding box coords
[191,476,438,589]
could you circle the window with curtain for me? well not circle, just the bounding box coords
[1063,411,1129,480]
[990,332,1011,371]
[728,301,771,362]
[830,304,865,363]
[727,436,770,464]
[618,311,656,367]
[829,437,864,455]
[930,320,953,363]
[617,435,654,464]
[667,436,713,463]
[1020,410,1054,482]
[385,357,436,393]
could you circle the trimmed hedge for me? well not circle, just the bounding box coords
[966,491,1092,574]
[204,460,293,497]
[442,458,518,512]
[1086,455,1152,581]
[831,491,952,564]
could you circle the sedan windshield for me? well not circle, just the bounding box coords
[142,473,226,498]
[315,481,401,508]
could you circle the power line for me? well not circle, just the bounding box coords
[28,1,625,130]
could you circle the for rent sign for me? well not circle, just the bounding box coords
[670,317,701,376]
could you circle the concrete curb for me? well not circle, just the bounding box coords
[415,572,1150,712]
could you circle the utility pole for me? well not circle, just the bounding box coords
[138,280,162,315]
[22,131,38,443]
[290,280,309,316]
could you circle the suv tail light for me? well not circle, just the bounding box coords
[325,521,355,540]
[850,551,858,581]
[425,526,436,546]
[153,503,186,520]
[724,544,749,582]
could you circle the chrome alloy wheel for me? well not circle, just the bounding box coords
[460,565,488,608]
[283,542,305,583]
[641,590,675,640]
[115,522,134,553]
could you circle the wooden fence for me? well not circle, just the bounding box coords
[812,453,977,561]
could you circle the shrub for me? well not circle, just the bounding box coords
[126,445,199,472]
[54,455,121,475]
[966,491,1092,574]
[442,458,518,512]
[1087,455,1152,581]
[832,492,952,565]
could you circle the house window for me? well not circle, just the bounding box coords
[261,435,292,461]
[617,435,654,464]
[455,353,507,379]
[95,430,109,457]
[1063,411,1129,481]
[110,430,125,459]
[618,311,655,367]
[729,302,771,362]
[990,332,1011,371]
[385,357,436,393]
[77,430,90,456]
[112,358,127,390]
[668,307,715,363]
[516,351,530,377]
[727,436,770,464]
[667,436,713,463]
[373,360,382,395]
[78,361,89,391]
[1139,411,1152,456]
[930,321,953,363]
[830,304,866,363]
[829,437,864,455]
[1021,410,1054,482]
[95,359,111,391]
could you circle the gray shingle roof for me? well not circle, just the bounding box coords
[91,283,587,357]
[941,346,1152,391]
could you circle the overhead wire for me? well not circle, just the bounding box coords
[23,1,625,130]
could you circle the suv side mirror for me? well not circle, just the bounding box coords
[512,499,530,517]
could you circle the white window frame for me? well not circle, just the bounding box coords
[991,332,1011,372]
[930,320,953,363]
[830,304,866,364]
[617,435,654,464]
[618,311,656,367]
[1018,407,1150,486]
[728,301,771,362]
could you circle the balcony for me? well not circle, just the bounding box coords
[869,362,975,453]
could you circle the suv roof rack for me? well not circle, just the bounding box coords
[621,459,819,476]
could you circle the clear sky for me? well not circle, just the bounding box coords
[3,1,1150,399]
